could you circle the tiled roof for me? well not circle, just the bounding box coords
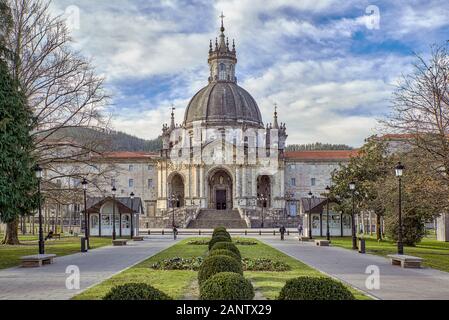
[97,151,157,159]
[380,134,415,140]
[285,150,359,160]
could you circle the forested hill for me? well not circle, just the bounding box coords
[286,143,354,151]
[54,128,352,153]
[55,127,162,152]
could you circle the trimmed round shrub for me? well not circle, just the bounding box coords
[200,272,254,300]
[278,277,355,300]
[209,249,241,262]
[213,230,231,239]
[103,283,171,300]
[208,235,232,250]
[213,226,227,234]
[210,242,241,259]
[198,255,243,285]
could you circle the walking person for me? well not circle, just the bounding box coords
[173,226,178,240]
[297,223,303,241]
[279,225,286,241]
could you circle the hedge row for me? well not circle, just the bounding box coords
[199,227,254,300]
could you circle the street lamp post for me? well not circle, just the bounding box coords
[308,191,313,239]
[349,182,357,250]
[130,192,135,239]
[257,194,267,228]
[395,162,405,255]
[112,186,117,240]
[169,194,179,228]
[35,165,44,255]
[169,194,179,240]
[82,178,89,251]
[325,186,331,241]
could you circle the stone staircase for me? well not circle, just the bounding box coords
[187,209,248,229]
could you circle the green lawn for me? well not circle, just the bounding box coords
[324,235,449,273]
[74,237,369,300]
[0,236,112,270]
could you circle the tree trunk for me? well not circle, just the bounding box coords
[2,219,20,245]
[376,214,382,241]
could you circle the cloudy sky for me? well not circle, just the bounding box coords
[50,0,449,147]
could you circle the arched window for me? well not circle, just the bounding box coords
[219,63,226,80]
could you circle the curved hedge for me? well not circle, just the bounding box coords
[208,249,241,262]
[208,235,232,250]
[210,242,241,259]
[103,283,171,300]
[200,272,254,300]
[198,255,243,285]
[278,277,355,300]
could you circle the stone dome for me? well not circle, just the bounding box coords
[184,81,263,128]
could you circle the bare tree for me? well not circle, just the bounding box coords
[383,43,449,184]
[3,0,113,243]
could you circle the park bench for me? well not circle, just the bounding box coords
[45,232,61,240]
[20,254,57,268]
[299,237,311,242]
[315,240,330,247]
[112,239,128,246]
[132,236,144,241]
[387,254,423,268]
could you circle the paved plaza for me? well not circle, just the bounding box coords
[0,236,178,300]
[261,236,449,300]
[1,234,449,300]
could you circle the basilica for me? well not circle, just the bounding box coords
[129,19,355,234]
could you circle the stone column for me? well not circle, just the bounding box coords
[193,165,198,198]
[200,166,205,208]
[242,167,247,203]
[280,169,285,199]
[157,165,162,198]
[251,167,257,197]
[187,165,191,201]
[235,167,240,198]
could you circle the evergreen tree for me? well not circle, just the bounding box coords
[0,58,38,244]
[0,0,12,58]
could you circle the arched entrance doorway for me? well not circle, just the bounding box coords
[208,169,233,210]
[257,175,272,208]
[169,173,185,208]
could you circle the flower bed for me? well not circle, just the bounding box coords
[242,258,291,271]
[187,239,209,245]
[151,257,204,271]
[234,239,257,246]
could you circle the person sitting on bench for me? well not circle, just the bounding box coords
[45,231,54,240]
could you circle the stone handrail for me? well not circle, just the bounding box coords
[237,207,251,228]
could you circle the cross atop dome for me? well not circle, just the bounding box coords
[220,12,225,33]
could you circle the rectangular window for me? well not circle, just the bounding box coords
[291,178,296,186]
[129,165,134,172]
[129,179,134,188]
[111,178,116,187]
[311,178,316,186]
[148,179,153,189]
[148,165,152,171]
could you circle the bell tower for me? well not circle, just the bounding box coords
[208,13,237,83]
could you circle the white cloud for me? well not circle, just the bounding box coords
[47,0,448,147]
